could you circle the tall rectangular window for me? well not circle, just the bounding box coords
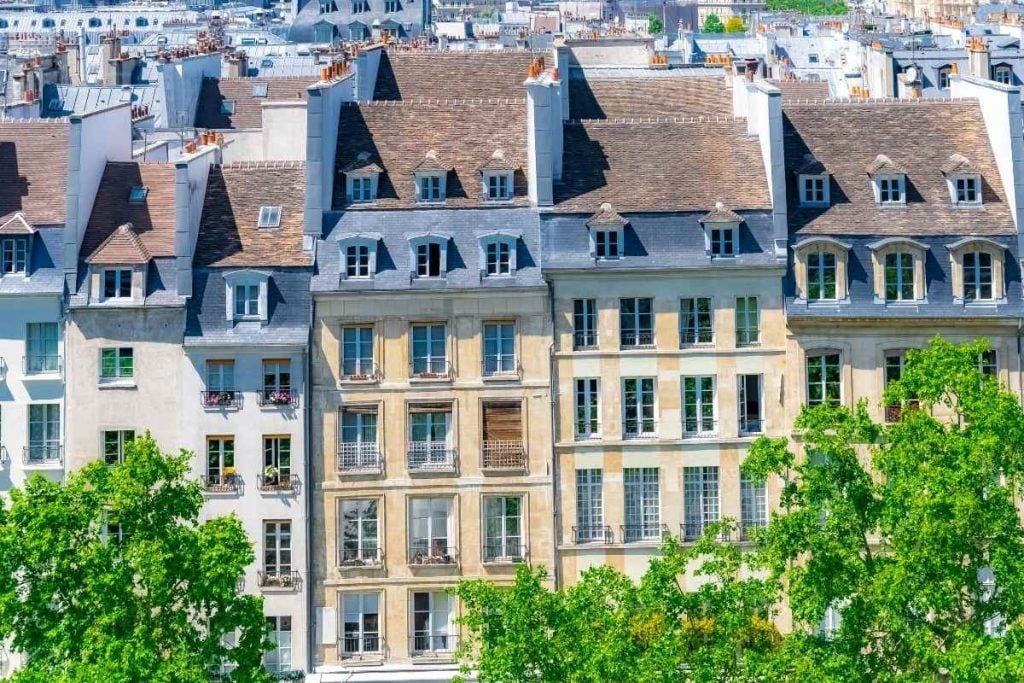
[680,297,713,345]
[342,326,374,377]
[264,616,292,673]
[263,436,291,483]
[682,376,715,436]
[807,251,837,300]
[573,298,597,349]
[102,429,135,466]
[416,242,443,277]
[104,268,132,299]
[574,378,599,439]
[622,377,656,438]
[740,473,767,540]
[342,593,381,655]
[346,245,370,278]
[807,353,841,406]
[411,323,447,376]
[738,374,763,434]
[233,283,259,317]
[683,466,720,540]
[206,360,235,391]
[350,177,372,203]
[619,297,654,348]
[409,498,452,561]
[263,521,292,575]
[207,437,235,484]
[339,499,379,565]
[884,252,915,301]
[27,403,60,462]
[1,238,27,274]
[623,467,660,542]
[99,347,133,381]
[735,297,759,346]
[407,408,452,470]
[339,407,379,470]
[262,360,292,401]
[411,592,453,653]
[25,322,58,374]
[575,469,604,543]
[483,496,523,562]
[483,322,516,375]
[485,241,511,276]
[963,252,993,301]
[979,349,998,377]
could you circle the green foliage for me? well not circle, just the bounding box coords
[763,0,848,15]
[455,520,781,682]
[647,13,664,35]
[702,14,724,33]
[724,16,747,33]
[0,435,273,683]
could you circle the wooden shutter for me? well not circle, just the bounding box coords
[408,401,453,414]
[483,402,521,441]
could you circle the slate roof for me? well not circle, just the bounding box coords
[783,100,1014,236]
[785,235,1024,319]
[542,211,779,271]
[184,267,311,346]
[0,120,69,226]
[194,77,314,129]
[86,223,152,265]
[43,83,165,126]
[195,162,311,268]
[312,208,543,292]
[554,118,771,212]
[568,74,732,119]
[371,50,538,101]
[333,100,529,210]
[81,161,178,261]
[0,226,64,296]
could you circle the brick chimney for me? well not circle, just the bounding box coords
[525,58,563,207]
[967,36,991,81]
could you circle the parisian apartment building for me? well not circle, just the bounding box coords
[1,41,1024,682]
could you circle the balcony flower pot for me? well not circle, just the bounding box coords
[222,466,237,477]
[266,391,293,406]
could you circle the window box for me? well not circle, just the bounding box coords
[482,543,527,564]
[257,472,299,493]
[201,390,242,409]
[200,473,240,494]
[340,362,380,383]
[257,389,298,407]
[407,542,458,566]
[257,569,300,590]
[409,360,453,381]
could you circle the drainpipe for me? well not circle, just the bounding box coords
[545,275,561,589]
[1017,317,1023,408]
[304,300,315,675]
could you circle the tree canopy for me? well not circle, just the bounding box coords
[702,14,725,33]
[457,338,1024,681]
[0,436,274,683]
[724,16,747,33]
[647,13,664,35]
[763,0,848,15]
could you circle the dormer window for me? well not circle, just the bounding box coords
[343,152,382,205]
[419,175,443,202]
[104,269,132,299]
[710,228,735,256]
[413,150,450,203]
[224,271,269,323]
[876,175,904,205]
[586,202,627,261]
[350,177,373,203]
[868,238,928,304]
[409,233,450,279]
[594,230,621,259]
[794,237,851,302]
[1,237,28,274]
[799,174,829,206]
[993,65,1013,85]
[257,206,281,229]
[866,155,906,206]
[700,202,742,258]
[234,283,260,318]
[940,154,982,207]
[480,150,516,203]
[478,232,519,277]
[963,252,992,301]
[947,237,1005,303]
[128,186,148,204]
[937,65,953,90]
[338,234,379,280]
[954,176,980,205]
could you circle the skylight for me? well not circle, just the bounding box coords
[128,186,148,204]
[252,83,269,97]
[257,206,281,229]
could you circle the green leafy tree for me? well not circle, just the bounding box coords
[724,16,747,33]
[702,13,725,33]
[763,0,847,14]
[455,522,781,682]
[0,435,274,683]
[745,337,1024,681]
[647,13,664,35]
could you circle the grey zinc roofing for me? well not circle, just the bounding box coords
[43,84,165,125]
[68,257,184,307]
[785,236,1024,319]
[541,211,781,271]
[312,208,544,293]
[0,227,64,295]
[185,267,311,347]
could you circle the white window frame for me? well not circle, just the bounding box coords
[735,296,760,346]
[681,375,716,437]
[482,495,524,562]
[806,250,838,301]
[223,271,269,323]
[963,251,993,302]
[622,377,657,439]
[264,616,293,673]
[257,206,281,228]
[415,172,445,203]
[683,465,720,540]
[937,67,952,89]
[740,472,767,538]
[950,174,982,206]
[102,429,135,466]
[484,172,513,202]
[99,346,134,383]
[347,174,377,204]
[482,321,516,376]
[263,520,293,575]
[338,237,378,280]
[341,325,375,378]
[480,234,517,277]
[993,65,1013,85]
[410,591,454,654]
[679,297,713,345]
[883,251,916,302]
[806,351,842,406]
[575,469,604,542]
[623,467,661,542]
[341,593,382,656]
[409,236,449,278]
[738,374,763,435]
[590,228,623,260]
[573,299,598,349]
[410,323,448,375]
[408,498,453,560]
[874,174,905,205]
[799,174,829,207]
[338,498,380,565]
[575,378,600,439]
[619,297,654,348]
[0,237,28,275]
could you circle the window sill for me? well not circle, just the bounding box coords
[98,379,137,390]
[409,374,453,383]
[679,342,715,349]
[339,376,380,385]
[481,372,520,383]
[22,371,62,381]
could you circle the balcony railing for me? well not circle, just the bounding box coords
[573,330,597,350]
[256,473,298,492]
[410,634,458,656]
[201,390,242,409]
[339,546,383,568]
[481,440,526,471]
[482,359,520,379]
[620,331,655,349]
[739,417,763,435]
[409,359,453,380]
[258,569,300,589]
[682,419,718,439]
[338,443,383,474]
[340,361,380,382]
[482,543,527,564]
[407,441,456,472]
[408,542,458,566]
[200,473,240,494]
[623,420,657,440]
[23,444,62,465]
[573,524,614,544]
[621,523,668,543]
[339,635,384,658]
[23,354,62,376]
[257,388,298,407]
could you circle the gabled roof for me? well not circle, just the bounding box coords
[413,150,452,173]
[0,120,69,226]
[479,149,518,172]
[81,161,177,260]
[700,202,744,224]
[341,151,383,175]
[865,154,907,176]
[586,202,628,227]
[86,223,152,264]
[195,76,315,130]
[0,212,36,235]
[940,153,977,175]
[795,153,828,175]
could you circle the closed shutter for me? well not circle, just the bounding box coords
[408,402,453,414]
[483,402,521,442]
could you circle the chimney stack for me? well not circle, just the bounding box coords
[225,51,249,78]
[967,36,991,81]
[524,60,563,207]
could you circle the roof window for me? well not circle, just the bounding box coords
[257,206,282,229]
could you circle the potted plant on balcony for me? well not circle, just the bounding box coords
[222,466,237,485]
[266,390,292,406]
[263,465,281,488]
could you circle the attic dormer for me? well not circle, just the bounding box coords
[866,155,906,206]
[480,149,516,203]
[940,153,982,207]
[84,223,150,305]
[342,152,382,204]
[586,202,627,261]
[700,202,742,258]
[796,154,830,208]
[0,212,37,277]
[413,150,451,204]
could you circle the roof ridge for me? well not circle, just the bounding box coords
[785,97,979,107]
[349,97,528,107]
[567,115,740,125]
[219,160,307,170]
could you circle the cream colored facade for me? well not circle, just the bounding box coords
[551,268,786,586]
[310,286,554,677]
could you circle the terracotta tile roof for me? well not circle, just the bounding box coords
[701,202,744,223]
[568,75,732,119]
[554,118,771,213]
[333,100,529,210]
[0,120,69,226]
[81,161,178,260]
[86,223,152,264]
[783,100,1014,236]
[586,202,628,226]
[413,150,452,172]
[865,153,907,176]
[194,161,310,267]
[194,77,314,130]
[940,153,977,175]
[372,50,538,101]
[769,78,831,100]
[0,212,37,235]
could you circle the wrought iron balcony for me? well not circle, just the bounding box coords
[482,543,527,564]
[256,473,298,493]
[573,330,597,350]
[482,358,521,379]
[256,388,298,408]
[481,440,526,471]
[623,420,658,440]
[257,569,300,589]
[22,354,62,376]
[572,524,614,544]
[339,635,384,659]
[339,547,383,568]
[620,330,655,349]
[338,443,383,474]
[23,444,62,465]
[200,473,240,494]
[409,634,458,657]
[200,390,242,409]
[621,523,669,543]
[682,419,718,439]
[407,441,456,472]
[408,542,457,566]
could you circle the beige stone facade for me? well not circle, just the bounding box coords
[310,286,554,674]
